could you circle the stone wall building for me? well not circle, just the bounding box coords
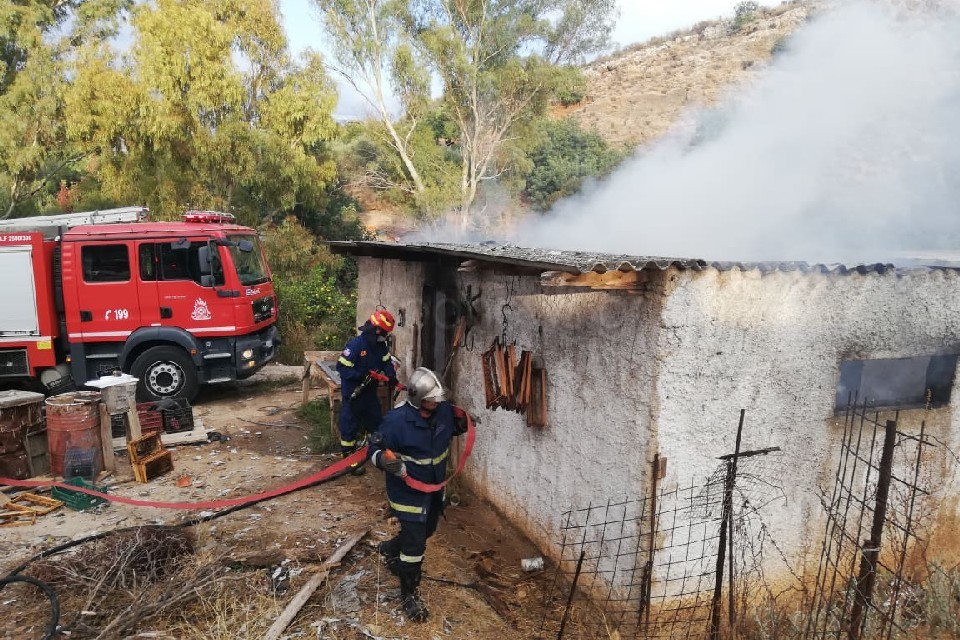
[329,240,960,596]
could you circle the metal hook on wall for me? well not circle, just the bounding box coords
[500,276,518,345]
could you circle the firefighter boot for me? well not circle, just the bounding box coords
[377,538,401,576]
[398,562,429,623]
[341,445,366,476]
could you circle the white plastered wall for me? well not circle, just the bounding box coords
[447,272,663,561]
[353,256,960,586]
[354,256,427,383]
[654,267,960,576]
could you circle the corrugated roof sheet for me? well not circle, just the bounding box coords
[327,241,958,275]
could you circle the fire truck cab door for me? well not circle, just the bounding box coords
[74,242,144,341]
[135,239,236,336]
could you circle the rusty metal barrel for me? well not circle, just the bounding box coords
[0,390,45,479]
[45,391,103,479]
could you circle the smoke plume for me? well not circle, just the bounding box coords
[516,1,960,263]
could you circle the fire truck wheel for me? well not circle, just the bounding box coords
[131,346,199,402]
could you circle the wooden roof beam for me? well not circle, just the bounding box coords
[540,270,650,290]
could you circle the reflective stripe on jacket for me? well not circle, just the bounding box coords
[335,332,395,401]
[370,402,456,522]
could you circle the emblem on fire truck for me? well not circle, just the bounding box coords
[191,298,212,321]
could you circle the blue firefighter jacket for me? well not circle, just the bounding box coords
[369,402,458,522]
[336,331,396,402]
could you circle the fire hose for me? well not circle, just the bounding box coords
[0,414,473,638]
[0,413,473,508]
[1,414,474,563]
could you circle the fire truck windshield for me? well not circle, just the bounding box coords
[227,234,269,286]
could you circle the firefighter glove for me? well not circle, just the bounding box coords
[369,371,390,383]
[383,456,407,477]
[452,405,469,435]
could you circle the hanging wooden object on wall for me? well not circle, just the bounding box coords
[514,350,533,413]
[502,344,517,410]
[526,367,548,428]
[493,340,510,408]
[481,339,504,409]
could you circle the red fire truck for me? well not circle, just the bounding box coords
[0,206,280,401]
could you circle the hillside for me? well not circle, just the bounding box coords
[360,2,814,235]
[565,2,812,148]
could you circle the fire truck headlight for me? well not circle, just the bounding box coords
[241,349,254,360]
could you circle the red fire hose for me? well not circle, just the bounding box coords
[0,414,475,509]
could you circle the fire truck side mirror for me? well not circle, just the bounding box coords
[198,244,215,279]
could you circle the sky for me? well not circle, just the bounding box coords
[278,0,783,118]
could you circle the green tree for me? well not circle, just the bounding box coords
[0,0,129,218]
[733,1,761,31]
[334,112,460,217]
[411,0,617,228]
[314,0,431,197]
[521,117,623,211]
[262,217,357,362]
[66,0,340,225]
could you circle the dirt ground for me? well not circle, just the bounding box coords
[1,366,558,639]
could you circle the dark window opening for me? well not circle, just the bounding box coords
[138,241,223,286]
[82,245,130,282]
[835,355,958,411]
[138,244,156,281]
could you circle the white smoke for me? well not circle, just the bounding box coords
[516,1,960,263]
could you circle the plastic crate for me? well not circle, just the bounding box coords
[45,376,76,396]
[51,477,109,511]
[135,403,165,435]
[160,400,194,434]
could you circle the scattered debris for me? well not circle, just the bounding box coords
[262,529,368,640]
[329,570,366,613]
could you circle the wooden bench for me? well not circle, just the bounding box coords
[302,350,343,440]
[301,350,395,442]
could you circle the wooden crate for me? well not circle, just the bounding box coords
[127,432,163,464]
[24,427,49,477]
[10,492,63,515]
[0,502,37,527]
[133,450,174,483]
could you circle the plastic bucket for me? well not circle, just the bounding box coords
[46,391,103,478]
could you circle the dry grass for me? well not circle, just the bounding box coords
[7,524,958,639]
[12,527,220,639]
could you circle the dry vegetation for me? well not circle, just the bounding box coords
[567,1,812,148]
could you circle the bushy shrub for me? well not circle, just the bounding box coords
[554,68,588,107]
[262,217,358,363]
[733,1,761,31]
[521,118,625,211]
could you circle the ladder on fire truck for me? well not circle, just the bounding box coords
[0,206,148,236]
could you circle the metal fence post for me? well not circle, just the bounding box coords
[847,418,897,640]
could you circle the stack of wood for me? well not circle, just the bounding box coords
[481,338,548,428]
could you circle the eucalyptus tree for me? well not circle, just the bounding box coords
[411,0,617,227]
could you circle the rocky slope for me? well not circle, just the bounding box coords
[567,2,812,147]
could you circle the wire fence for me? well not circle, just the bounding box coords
[535,401,941,640]
[802,399,932,640]
[537,412,790,639]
